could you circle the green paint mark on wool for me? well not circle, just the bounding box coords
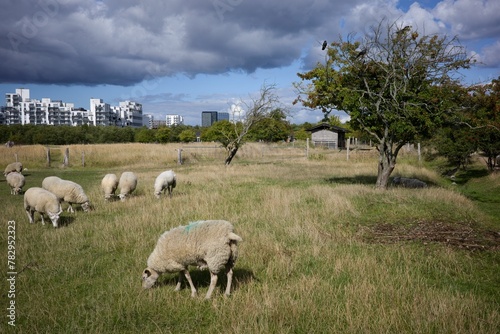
[183,221,203,233]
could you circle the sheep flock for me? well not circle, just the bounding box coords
[3,162,245,299]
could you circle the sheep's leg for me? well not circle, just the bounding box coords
[205,272,218,299]
[224,266,234,297]
[182,270,197,297]
[67,204,74,213]
[175,272,184,291]
[40,213,46,225]
[25,208,34,224]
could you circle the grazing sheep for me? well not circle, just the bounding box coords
[392,176,428,188]
[6,172,25,195]
[101,173,119,201]
[142,220,242,299]
[118,172,137,201]
[24,187,62,228]
[4,162,23,176]
[154,170,176,199]
[42,176,91,212]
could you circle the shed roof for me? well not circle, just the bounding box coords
[306,123,349,133]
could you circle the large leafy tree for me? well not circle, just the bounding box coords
[467,78,500,171]
[295,20,474,188]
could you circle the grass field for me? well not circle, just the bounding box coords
[1,142,499,333]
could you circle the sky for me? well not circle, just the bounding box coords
[1,0,499,126]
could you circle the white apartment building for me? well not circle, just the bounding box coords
[166,114,184,126]
[3,88,87,126]
[89,98,115,126]
[119,101,143,127]
[2,88,144,127]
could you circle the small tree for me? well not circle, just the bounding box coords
[295,19,474,188]
[209,84,281,165]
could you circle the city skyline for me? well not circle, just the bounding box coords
[1,1,498,126]
[1,87,236,128]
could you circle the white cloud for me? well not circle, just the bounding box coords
[433,0,500,39]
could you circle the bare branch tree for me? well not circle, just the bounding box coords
[224,83,281,165]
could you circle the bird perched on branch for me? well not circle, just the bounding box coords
[397,26,411,35]
[355,48,367,59]
[322,40,327,50]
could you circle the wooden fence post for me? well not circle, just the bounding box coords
[15,153,18,162]
[46,147,51,167]
[306,138,309,159]
[346,137,350,161]
[63,147,69,167]
[82,151,85,167]
[177,149,183,165]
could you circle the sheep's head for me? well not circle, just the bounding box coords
[82,201,93,212]
[142,268,160,289]
[48,208,63,228]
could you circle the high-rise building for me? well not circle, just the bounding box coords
[218,112,229,122]
[201,111,218,127]
[166,114,184,126]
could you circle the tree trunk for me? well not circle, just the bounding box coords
[375,142,396,189]
[225,147,239,165]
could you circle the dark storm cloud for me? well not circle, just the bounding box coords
[1,0,499,86]
[0,0,345,86]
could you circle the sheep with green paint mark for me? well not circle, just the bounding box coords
[142,220,242,299]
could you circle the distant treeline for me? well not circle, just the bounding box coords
[0,124,198,145]
[0,122,311,145]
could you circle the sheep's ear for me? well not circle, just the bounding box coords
[143,268,159,280]
[142,269,151,279]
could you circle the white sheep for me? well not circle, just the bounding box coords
[6,172,25,195]
[118,171,137,201]
[392,176,428,188]
[4,162,23,176]
[101,173,119,201]
[24,187,63,228]
[142,220,242,299]
[42,176,91,212]
[154,170,176,198]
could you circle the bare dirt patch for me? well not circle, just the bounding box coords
[363,220,500,251]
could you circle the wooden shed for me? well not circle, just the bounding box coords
[306,123,348,149]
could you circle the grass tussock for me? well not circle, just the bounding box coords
[0,142,498,333]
